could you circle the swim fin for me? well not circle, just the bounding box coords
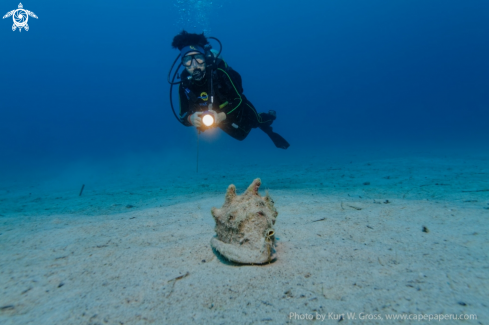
[259,125,290,149]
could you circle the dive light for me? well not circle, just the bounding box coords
[201,111,214,127]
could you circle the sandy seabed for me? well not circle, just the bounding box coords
[0,150,488,324]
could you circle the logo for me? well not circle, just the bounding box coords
[3,3,37,32]
[199,92,209,101]
[190,45,196,50]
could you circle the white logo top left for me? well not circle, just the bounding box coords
[3,3,37,32]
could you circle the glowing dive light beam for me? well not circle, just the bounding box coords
[202,112,214,127]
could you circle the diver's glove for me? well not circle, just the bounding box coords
[188,112,203,128]
[209,110,226,126]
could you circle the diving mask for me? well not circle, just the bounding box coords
[182,54,206,67]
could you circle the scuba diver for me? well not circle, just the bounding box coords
[168,31,290,149]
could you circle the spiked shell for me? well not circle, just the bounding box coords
[210,178,278,264]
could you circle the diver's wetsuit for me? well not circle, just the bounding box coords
[177,60,289,149]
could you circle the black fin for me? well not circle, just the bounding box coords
[259,125,290,149]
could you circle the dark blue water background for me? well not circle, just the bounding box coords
[1,0,488,180]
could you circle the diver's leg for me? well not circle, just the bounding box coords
[244,99,275,128]
[242,99,289,149]
[220,122,251,141]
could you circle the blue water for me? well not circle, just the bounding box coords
[1,2,489,323]
[1,0,488,176]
